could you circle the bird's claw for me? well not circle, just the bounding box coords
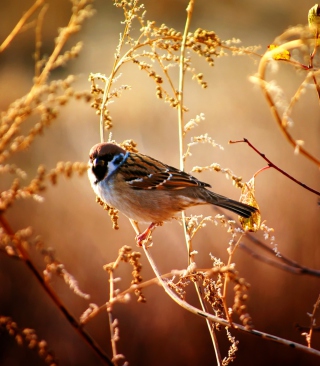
[135,222,160,247]
[135,230,151,247]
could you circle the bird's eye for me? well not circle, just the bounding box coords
[103,153,113,162]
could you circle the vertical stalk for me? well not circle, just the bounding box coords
[177,1,222,364]
[99,15,131,143]
[178,0,194,263]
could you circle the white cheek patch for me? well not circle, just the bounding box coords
[106,153,126,178]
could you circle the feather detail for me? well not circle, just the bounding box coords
[205,191,257,218]
[121,153,211,190]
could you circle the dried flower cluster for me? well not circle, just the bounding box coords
[204,265,252,330]
[96,196,120,230]
[0,162,88,213]
[104,245,146,303]
[0,0,101,363]
[0,226,32,257]
[0,316,58,366]
[89,0,260,136]
[191,163,246,189]
[41,246,90,300]
[0,0,94,216]
[222,327,239,366]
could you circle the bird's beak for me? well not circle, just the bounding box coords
[92,157,105,167]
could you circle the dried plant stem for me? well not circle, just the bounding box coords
[239,242,320,277]
[176,2,221,362]
[127,224,220,363]
[309,30,320,99]
[222,234,244,325]
[286,71,317,118]
[0,0,44,53]
[178,0,193,174]
[106,253,124,364]
[108,274,118,362]
[99,3,146,143]
[0,215,113,366]
[34,3,48,77]
[178,0,195,261]
[230,138,320,196]
[307,294,320,348]
[81,261,320,326]
[212,207,320,278]
[100,29,129,143]
[29,30,67,93]
[257,39,320,167]
[81,276,161,325]
[195,284,222,365]
[141,242,320,358]
[25,0,90,105]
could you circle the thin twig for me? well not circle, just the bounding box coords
[25,0,90,105]
[0,0,44,53]
[222,234,244,325]
[213,206,320,278]
[108,268,119,363]
[257,39,320,167]
[34,3,48,77]
[230,138,320,196]
[141,242,320,358]
[129,215,224,362]
[309,28,320,100]
[307,294,320,348]
[296,325,320,333]
[177,1,222,363]
[178,0,194,263]
[239,243,320,276]
[99,3,140,143]
[244,233,320,277]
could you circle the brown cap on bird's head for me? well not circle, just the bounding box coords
[89,143,126,160]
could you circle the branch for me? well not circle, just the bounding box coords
[0,215,113,366]
[0,0,44,53]
[256,38,320,167]
[213,206,320,278]
[230,138,320,196]
[239,242,320,277]
[141,241,320,358]
[177,2,222,363]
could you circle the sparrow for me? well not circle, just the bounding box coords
[88,142,257,245]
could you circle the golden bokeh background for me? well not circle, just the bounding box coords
[0,0,319,365]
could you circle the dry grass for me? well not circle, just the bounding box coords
[0,1,319,365]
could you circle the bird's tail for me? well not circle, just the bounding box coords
[207,191,257,218]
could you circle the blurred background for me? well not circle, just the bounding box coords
[0,0,319,365]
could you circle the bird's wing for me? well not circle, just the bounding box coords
[121,153,211,190]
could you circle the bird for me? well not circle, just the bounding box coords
[88,142,258,245]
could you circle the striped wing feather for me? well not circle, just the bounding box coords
[122,153,211,190]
